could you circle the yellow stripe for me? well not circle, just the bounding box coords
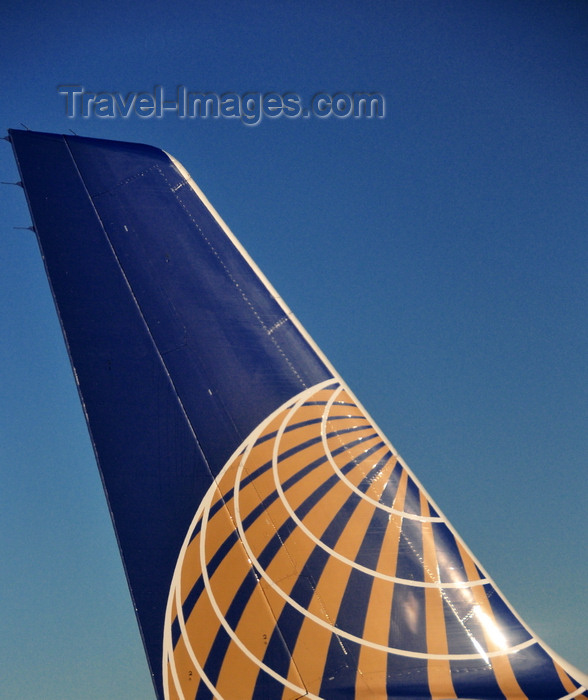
[216,582,304,698]
[285,611,333,695]
[392,469,409,513]
[356,518,402,694]
[421,499,457,699]
[167,595,198,699]
[353,464,405,695]
[288,496,378,695]
[455,540,526,697]
[554,660,584,695]
[180,578,222,695]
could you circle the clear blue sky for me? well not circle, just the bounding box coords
[0,2,586,698]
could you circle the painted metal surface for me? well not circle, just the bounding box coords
[9,129,587,699]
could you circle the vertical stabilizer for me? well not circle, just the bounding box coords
[10,129,587,699]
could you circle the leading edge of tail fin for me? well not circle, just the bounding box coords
[9,129,587,700]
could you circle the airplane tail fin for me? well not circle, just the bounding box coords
[10,129,587,699]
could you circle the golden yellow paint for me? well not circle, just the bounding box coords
[178,588,223,695]
[282,662,312,700]
[179,531,201,607]
[275,436,326,485]
[420,499,456,699]
[239,442,275,490]
[208,538,253,616]
[279,447,337,512]
[554,660,583,695]
[167,634,198,700]
[286,613,333,695]
[489,653,527,699]
[455,539,485,584]
[423,579,456,697]
[356,576,395,695]
[215,639,261,699]
[392,469,408,513]
[291,479,351,546]
[362,452,398,500]
[167,595,199,700]
[214,582,304,699]
[453,549,525,698]
[427,658,457,700]
[203,500,239,569]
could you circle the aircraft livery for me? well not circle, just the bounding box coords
[10,129,587,699]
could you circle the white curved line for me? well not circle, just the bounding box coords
[163,623,187,700]
[161,407,276,700]
[162,378,579,691]
[322,386,442,523]
[173,569,226,699]
[198,475,319,699]
[168,423,272,698]
[161,384,331,696]
[165,491,225,700]
[265,389,486,589]
[560,688,587,699]
[164,388,332,699]
[167,156,571,684]
[233,391,527,660]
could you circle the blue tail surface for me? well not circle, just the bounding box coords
[9,129,587,699]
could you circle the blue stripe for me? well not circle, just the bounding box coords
[356,450,395,499]
[193,680,215,700]
[485,587,532,647]
[394,516,425,583]
[403,472,424,516]
[318,637,362,698]
[389,584,427,653]
[179,435,384,653]
[319,502,393,692]
[385,654,431,698]
[441,593,487,656]
[442,584,498,656]
[172,527,240,648]
[198,566,295,691]
[256,550,329,688]
[510,644,575,697]
[375,458,403,508]
[251,668,297,700]
[432,522,471,584]
[255,445,387,693]
[449,657,506,699]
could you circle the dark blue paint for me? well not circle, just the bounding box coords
[403,474,425,516]
[10,129,331,700]
[11,130,585,700]
[510,644,576,698]
[394,517,425,584]
[449,657,506,699]
[389,584,427,654]
[432,522,471,584]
